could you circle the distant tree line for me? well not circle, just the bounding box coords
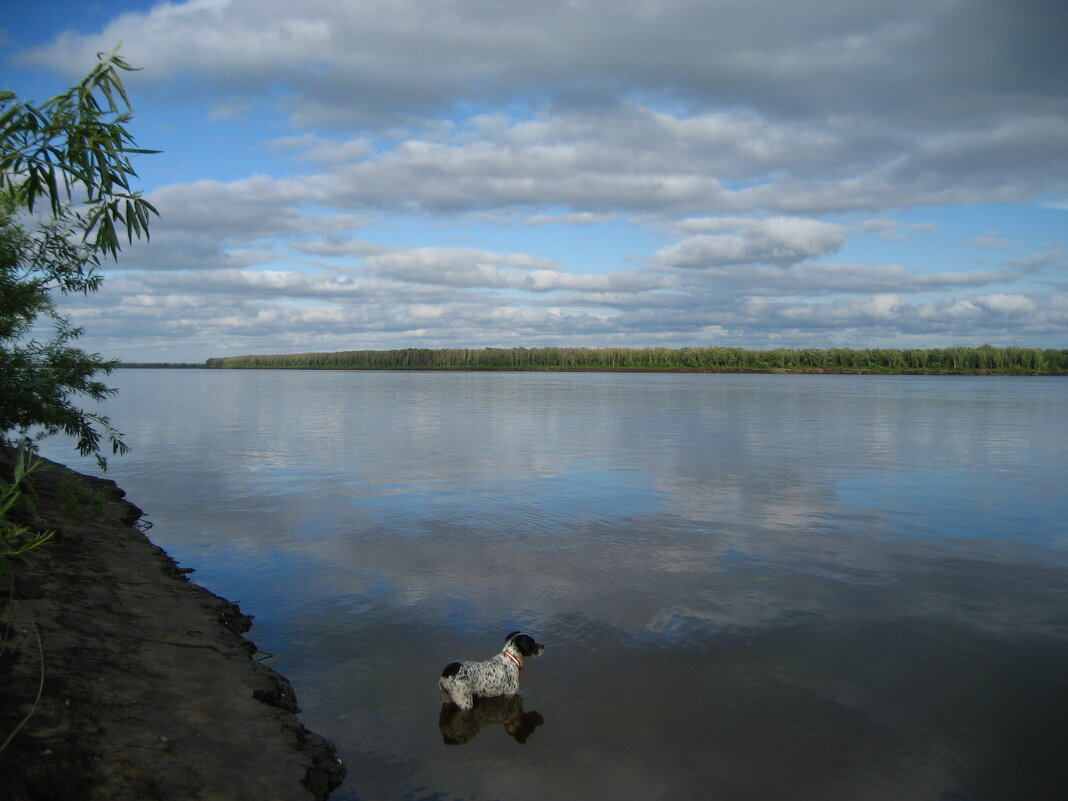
[204,345,1068,374]
[118,362,203,369]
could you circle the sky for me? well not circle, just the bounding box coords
[3,0,1067,362]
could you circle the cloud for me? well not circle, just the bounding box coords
[974,294,1036,315]
[971,233,1012,250]
[8,0,1067,359]
[367,249,664,294]
[1004,248,1067,273]
[22,2,1067,216]
[107,178,366,272]
[859,218,937,242]
[523,212,616,227]
[732,292,1066,341]
[188,103,1062,217]
[23,1,1068,126]
[364,247,560,289]
[654,218,847,269]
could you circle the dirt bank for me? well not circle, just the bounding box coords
[0,448,346,800]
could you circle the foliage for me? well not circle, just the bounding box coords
[205,345,1068,374]
[0,446,55,579]
[57,470,106,518]
[0,49,157,468]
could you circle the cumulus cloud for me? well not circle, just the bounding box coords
[859,218,937,242]
[974,294,1037,315]
[655,218,847,268]
[364,247,560,289]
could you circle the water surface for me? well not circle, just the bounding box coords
[41,370,1068,800]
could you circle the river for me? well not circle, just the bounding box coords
[38,369,1068,801]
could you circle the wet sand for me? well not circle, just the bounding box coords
[0,448,346,800]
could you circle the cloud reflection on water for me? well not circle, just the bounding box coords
[38,370,1068,800]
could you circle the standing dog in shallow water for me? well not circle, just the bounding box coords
[439,632,545,710]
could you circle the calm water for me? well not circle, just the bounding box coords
[39,370,1068,801]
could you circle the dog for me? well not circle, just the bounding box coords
[439,632,545,711]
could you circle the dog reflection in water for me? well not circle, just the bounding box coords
[439,695,545,745]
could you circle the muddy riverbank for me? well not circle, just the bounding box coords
[0,448,346,800]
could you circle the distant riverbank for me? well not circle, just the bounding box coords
[197,345,1068,374]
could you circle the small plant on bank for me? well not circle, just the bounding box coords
[0,447,55,578]
[57,470,106,518]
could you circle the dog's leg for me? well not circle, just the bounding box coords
[439,679,473,710]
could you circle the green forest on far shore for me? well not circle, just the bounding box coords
[203,345,1068,374]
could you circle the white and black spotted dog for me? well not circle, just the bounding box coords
[439,632,545,710]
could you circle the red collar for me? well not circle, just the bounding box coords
[502,651,524,671]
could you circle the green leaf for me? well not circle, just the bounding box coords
[1,48,158,467]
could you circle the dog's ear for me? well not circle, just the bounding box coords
[505,631,520,642]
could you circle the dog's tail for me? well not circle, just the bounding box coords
[441,661,463,678]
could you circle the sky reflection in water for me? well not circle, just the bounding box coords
[41,371,1068,801]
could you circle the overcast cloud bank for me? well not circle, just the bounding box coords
[6,0,1067,360]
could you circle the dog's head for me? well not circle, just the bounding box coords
[504,631,545,659]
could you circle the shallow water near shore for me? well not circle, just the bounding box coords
[40,369,1068,800]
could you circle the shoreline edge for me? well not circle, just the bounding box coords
[0,448,346,801]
